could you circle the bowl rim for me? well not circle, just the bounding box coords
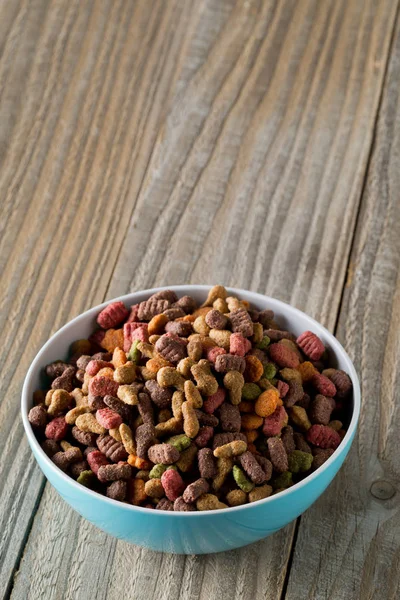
[21,285,361,517]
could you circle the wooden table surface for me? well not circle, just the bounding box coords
[2,1,400,598]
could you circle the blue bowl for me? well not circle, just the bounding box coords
[22,286,360,554]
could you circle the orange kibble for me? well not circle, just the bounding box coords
[191,307,212,319]
[128,479,148,505]
[127,454,152,470]
[239,401,254,413]
[297,361,318,383]
[102,328,124,353]
[146,356,173,373]
[96,367,114,380]
[240,413,264,430]
[246,429,259,443]
[247,443,259,454]
[254,389,280,417]
[183,314,196,323]
[148,313,169,335]
[244,355,264,383]
[242,301,251,309]
[112,347,127,368]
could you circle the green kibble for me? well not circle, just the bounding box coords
[127,340,141,363]
[256,336,271,350]
[241,383,262,401]
[149,464,177,479]
[263,363,277,380]
[271,471,293,490]
[233,465,255,493]
[167,434,191,452]
[270,378,278,386]
[77,470,95,488]
[288,450,313,474]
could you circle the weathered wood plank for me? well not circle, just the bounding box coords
[0,0,201,596]
[7,1,399,600]
[284,11,400,600]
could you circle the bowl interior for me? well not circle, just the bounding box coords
[22,285,361,515]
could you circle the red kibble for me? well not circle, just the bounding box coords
[45,417,68,441]
[203,387,226,414]
[86,360,114,376]
[161,469,185,501]
[127,304,139,323]
[97,301,129,329]
[262,405,288,436]
[123,322,149,352]
[230,333,252,357]
[307,424,341,449]
[87,450,109,475]
[276,380,289,398]
[269,343,300,369]
[297,331,325,361]
[89,376,119,398]
[96,408,123,429]
[312,373,336,397]
[206,346,226,363]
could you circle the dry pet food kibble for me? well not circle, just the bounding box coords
[30,286,352,510]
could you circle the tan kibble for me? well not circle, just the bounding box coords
[157,366,185,390]
[109,427,122,442]
[213,440,247,458]
[45,390,54,407]
[96,367,114,379]
[148,313,168,335]
[113,361,136,384]
[60,440,73,451]
[209,329,231,350]
[252,323,263,343]
[171,390,185,420]
[75,413,106,434]
[279,368,302,383]
[137,341,156,359]
[48,389,71,416]
[290,406,312,431]
[117,385,139,405]
[70,388,89,407]
[187,338,203,361]
[176,443,198,472]
[146,356,173,373]
[184,380,203,408]
[328,420,343,431]
[213,457,233,491]
[191,360,218,396]
[112,347,127,368]
[138,366,157,381]
[249,484,273,503]
[223,371,245,405]
[202,285,228,307]
[182,400,200,438]
[158,408,172,423]
[201,336,217,351]
[213,297,228,313]
[82,372,92,394]
[193,315,210,336]
[149,334,161,344]
[65,405,91,425]
[226,296,246,311]
[177,357,196,378]
[196,493,228,511]
[119,423,136,454]
[226,489,247,507]
[144,478,165,498]
[155,417,182,437]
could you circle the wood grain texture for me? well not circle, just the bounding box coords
[284,11,400,600]
[1,0,398,599]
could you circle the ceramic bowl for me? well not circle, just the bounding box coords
[21,285,360,554]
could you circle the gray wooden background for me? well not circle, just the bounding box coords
[1,1,400,599]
